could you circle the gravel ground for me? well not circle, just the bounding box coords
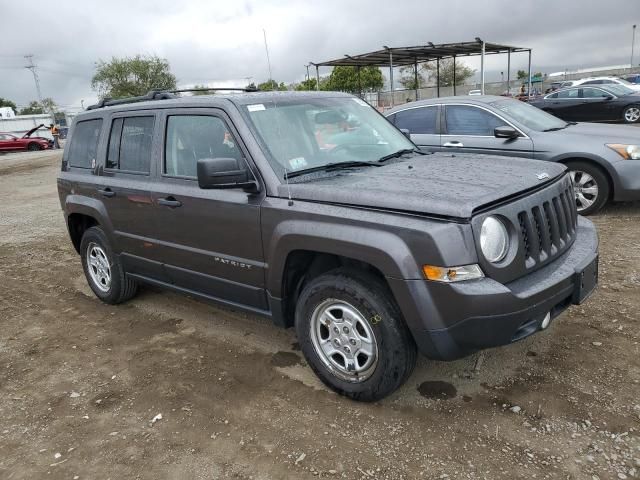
[0,151,638,480]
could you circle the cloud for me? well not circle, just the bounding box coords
[0,0,636,110]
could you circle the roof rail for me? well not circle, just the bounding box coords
[86,86,259,110]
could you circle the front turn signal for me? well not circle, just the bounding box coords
[422,264,484,283]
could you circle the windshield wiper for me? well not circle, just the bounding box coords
[284,161,381,179]
[377,148,424,162]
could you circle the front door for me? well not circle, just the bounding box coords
[577,87,620,122]
[388,105,441,151]
[145,109,267,311]
[440,104,534,158]
[544,89,582,121]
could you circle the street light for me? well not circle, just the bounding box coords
[632,24,637,72]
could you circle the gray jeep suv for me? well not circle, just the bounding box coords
[58,90,599,401]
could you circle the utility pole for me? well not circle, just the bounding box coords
[24,54,54,123]
[632,25,637,72]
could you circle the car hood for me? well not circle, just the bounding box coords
[22,124,46,138]
[553,122,640,143]
[280,153,566,219]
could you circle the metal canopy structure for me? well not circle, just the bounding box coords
[311,39,532,106]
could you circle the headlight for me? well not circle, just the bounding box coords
[606,144,640,160]
[480,216,509,263]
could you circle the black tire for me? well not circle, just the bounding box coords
[622,105,640,124]
[27,142,42,151]
[80,226,138,304]
[295,268,416,402]
[565,161,610,216]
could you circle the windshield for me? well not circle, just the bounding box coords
[603,84,635,96]
[241,96,415,178]
[489,98,567,132]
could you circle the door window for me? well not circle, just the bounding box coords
[555,89,580,99]
[106,116,154,173]
[393,106,438,134]
[164,115,243,178]
[68,119,103,168]
[581,88,610,98]
[445,105,506,136]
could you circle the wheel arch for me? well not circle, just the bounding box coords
[64,195,114,253]
[555,155,615,200]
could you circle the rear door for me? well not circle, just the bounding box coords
[144,108,267,311]
[97,111,165,280]
[441,104,534,158]
[388,105,440,151]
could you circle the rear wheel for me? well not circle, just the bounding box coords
[80,226,138,304]
[566,161,609,215]
[295,268,416,402]
[27,142,42,151]
[623,105,640,123]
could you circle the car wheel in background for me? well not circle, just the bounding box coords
[295,268,416,402]
[623,105,640,123]
[80,226,138,304]
[27,142,42,151]
[566,161,610,215]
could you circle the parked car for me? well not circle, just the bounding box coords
[57,90,598,401]
[623,74,640,85]
[385,95,640,215]
[23,124,54,147]
[0,128,50,152]
[567,76,640,92]
[529,84,640,125]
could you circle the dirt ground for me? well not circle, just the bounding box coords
[0,150,638,480]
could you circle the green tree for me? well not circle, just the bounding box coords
[20,101,44,115]
[91,55,177,99]
[517,69,528,80]
[257,79,287,91]
[399,66,426,90]
[294,78,317,91]
[0,97,17,111]
[191,84,213,95]
[422,59,475,87]
[324,66,383,93]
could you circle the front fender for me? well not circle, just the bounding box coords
[266,220,418,298]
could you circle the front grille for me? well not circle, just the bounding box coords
[517,186,577,268]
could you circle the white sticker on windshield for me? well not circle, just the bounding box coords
[247,104,266,112]
[352,98,369,107]
[289,157,307,169]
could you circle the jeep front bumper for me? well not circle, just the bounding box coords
[388,215,599,361]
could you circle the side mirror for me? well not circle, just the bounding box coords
[494,125,520,139]
[197,157,258,191]
[399,128,411,139]
[604,95,614,101]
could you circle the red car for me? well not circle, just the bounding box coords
[0,125,51,152]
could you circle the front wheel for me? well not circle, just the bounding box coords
[295,269,416,402]
[27,142,42,151]
[566,161,610,215]
[623,105,640,123]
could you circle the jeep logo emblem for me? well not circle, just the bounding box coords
[537,172,550,180]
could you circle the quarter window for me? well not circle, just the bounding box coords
[165,115,243,177]
[445,105,506,136]
[393,107,438,134]
[68,119,103,168]
[106,116,154,173]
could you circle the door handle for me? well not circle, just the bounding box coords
[158,197,182,208]
[98,188,115,198]
[443,141,463,148]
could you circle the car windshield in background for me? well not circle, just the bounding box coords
[241,97,416,178]
[602,84,635,96]
[490,98,567,132]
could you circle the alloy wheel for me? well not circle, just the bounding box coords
[86,242,112,292]
[570,170,599,213]
[309,299,378,383]
[624,106,640,123]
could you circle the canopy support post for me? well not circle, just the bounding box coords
[480,40,486,94]
[389,50,394,107]
[436,58,440,97]
[527,49,532,98]
[315,64,320,91]
[357,65,362,98]
[414,58,419,100]
[453,56,457,95]
[507,48,511,94]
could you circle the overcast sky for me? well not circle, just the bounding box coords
[1,0,638,111]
